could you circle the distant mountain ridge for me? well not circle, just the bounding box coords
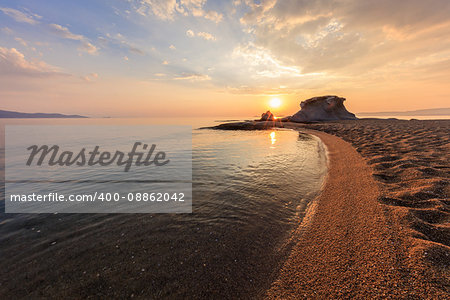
[358,108,450,116]
[0,109,87,118]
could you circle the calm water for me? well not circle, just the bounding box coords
[0,118,327,298]
[356,114,450,120]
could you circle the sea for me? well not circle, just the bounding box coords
[0,117,326,298]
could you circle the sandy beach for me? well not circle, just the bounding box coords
[265,119,449,298]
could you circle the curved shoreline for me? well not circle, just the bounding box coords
[266,127,446,298]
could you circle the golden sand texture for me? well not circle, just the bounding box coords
[267,120,449,298]
[298,120,449,255]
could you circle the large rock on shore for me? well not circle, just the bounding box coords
[288,95,357,122]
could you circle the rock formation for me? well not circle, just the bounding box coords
[288,95,357,122]
[260,110,275,121]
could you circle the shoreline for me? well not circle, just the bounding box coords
[266,125,448,297]
[0,119,447,297]
[267,128,408,297]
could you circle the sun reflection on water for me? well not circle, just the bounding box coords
[270,131,276,145]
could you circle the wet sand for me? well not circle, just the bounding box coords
[266,120,449,298]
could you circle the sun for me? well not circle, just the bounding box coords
[269,97,282,109]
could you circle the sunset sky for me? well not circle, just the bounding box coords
[1,0,449,117]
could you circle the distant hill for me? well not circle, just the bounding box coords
[0,109,87,118]
[358,108,450,116]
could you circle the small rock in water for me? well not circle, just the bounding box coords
[260,110,275,121]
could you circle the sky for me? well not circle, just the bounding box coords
[0,0,449,117]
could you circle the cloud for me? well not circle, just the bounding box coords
[14,37,28,47]
[241,0,450,72]
[204,10,223,23]
[132,0,223,23]
[225,85,297,95]
[78,41,98,55]
[99,33,145,55]
[174,72,211,81]
[83,73,99,82]
[49,24,98,55]
[186,29,216,41]
[218,0,450,101]
[49,24,84,40]
[1,8,99,56]
[149,71,210,82]
[135,0,177,20]
[197,32,216,41]
[232,43,305,78]
[239,6,367,73]
[0,7,40,24]
[2,27,14,35]
[186,29,195,37]
[0,47,63,77]
[14,37,37,52]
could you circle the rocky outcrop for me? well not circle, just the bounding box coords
[210,121,284,130]
[288,95,357,122]
[260,111,275,121]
